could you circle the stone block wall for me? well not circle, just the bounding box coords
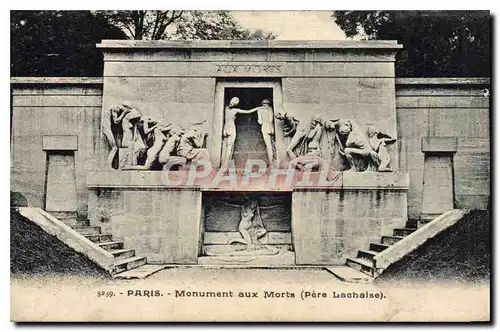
[10,78,103,220]
[88,187,202,264]
[292,186,408,265]
[396,78,490,219]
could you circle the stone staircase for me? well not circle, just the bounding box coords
[72,225,147,275]
[328,210,469,282]
[18,207,162,278]
[345,220,419,278]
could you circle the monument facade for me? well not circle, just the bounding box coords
[87,40,407,265]
[10,40,490,267]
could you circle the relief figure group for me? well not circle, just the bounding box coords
[102,99,396,173]
[101,102,210,171]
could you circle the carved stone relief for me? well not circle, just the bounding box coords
[101,103,211,171]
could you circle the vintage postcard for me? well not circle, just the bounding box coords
[10,10,491,322]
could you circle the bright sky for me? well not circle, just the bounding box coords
[231,11,347,40]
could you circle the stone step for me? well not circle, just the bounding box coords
[198,250,295,266]
[109,248,136,260]
[113,256,147,274]
[346,257,374,276]
[393,228,418,237]
[59,218,80,228]
[406,219,419,229]
[113,264,167,280]
[47,212,87,227]
[84,233,113,243]
[73,226,101,235]
[98,241,124,251]
[369,243,389,252]
[381,235,404,245]
[417,219,432,228]
[356,249,378,260]
[202,244,291,255]
[324,266,374,283]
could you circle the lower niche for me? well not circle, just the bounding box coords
[200,192,295,265]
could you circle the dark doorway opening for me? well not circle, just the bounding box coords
[223,87,273,169]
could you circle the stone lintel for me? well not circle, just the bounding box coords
[421,137,458,153]
[86,171,201,190]
[396,77,490,86]
[295,171,409,190]
[342,171,409,190]
[42,135,78,151]
[97,39,403,50]
[87,171,409,191]
[10,77,103,85]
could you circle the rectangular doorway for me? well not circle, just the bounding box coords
[210,80,286,169]
[44,151,78,223]
[199,191,295,266]
[224,87,273,169]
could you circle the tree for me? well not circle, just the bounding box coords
[171,11,277,40]
[11,11,127,76]
[11,10,276,77]
[97,10,276,41]
[94,10,183,40]
[333,11,490,77]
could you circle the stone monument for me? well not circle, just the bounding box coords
[87,40,408,266]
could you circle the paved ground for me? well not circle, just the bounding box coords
[121,266,342,284]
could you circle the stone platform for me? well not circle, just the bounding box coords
[87,171,408,265]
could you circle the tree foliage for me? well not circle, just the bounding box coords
[94,10,184,40]
[11,10,277,76]
[11,11,127,77]
[96,10,276,41]
[333,11,490,77]
[171,11,277,40]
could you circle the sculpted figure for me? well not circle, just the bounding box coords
[256,99,276,167]
[367,125,397,172]
[220,97,263,169]
[234,199,267,251]
[289,141,324,172]
[117,106,146,169]
[286,115,324,160]
[101,103,132,168]
[177,125,211,166]
[120,107,143,149]
[137,116,159,149]
[124,122,172,170]
[275,112,299,138]
[158,125,185,167]
[327,118,379,172]
[224,197,281,252]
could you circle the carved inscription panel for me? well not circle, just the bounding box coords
[214,63,284,76]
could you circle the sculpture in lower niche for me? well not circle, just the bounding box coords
[205,196,282,256]
[231,199,267,251]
